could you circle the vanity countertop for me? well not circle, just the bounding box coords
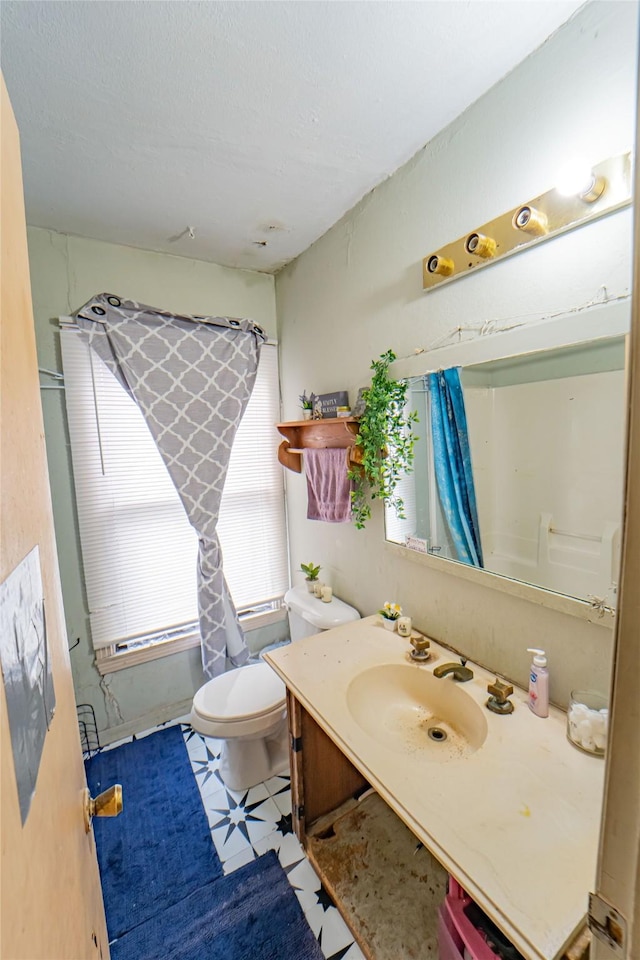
[264,616,605,960]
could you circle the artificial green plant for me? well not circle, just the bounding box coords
[300,561,321,582]
[348,349,418,530]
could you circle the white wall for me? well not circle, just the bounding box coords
[467,370,625,599]
[29,227,281,736]
[275,2,638,707]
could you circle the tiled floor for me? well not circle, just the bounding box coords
[104,719,365,960]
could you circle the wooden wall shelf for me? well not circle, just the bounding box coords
[277,418,361,474]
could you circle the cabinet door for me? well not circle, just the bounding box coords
[287,691,368,841]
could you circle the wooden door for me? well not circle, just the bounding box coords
[0,76,109,960]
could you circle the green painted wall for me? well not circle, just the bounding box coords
[29,227,285,739]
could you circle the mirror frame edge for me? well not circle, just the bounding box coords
[384,541,616,626]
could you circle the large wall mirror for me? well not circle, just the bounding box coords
[387,303,629,614]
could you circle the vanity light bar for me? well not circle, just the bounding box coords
[422,152,632,291]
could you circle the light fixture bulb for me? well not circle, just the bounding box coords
[555,160,603,200]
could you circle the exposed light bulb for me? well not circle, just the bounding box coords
[556,160,594,196]
[556,160,605,201]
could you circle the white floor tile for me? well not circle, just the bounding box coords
[288,855,323,900]
[205,790,234,829]
[341,944,366,960]
[241,782,272,806]
[133,726,163,740]
[198,769,226,802]
[252,829,304,867]
[244,800,282,844]
[263,774,291,797]
[272,787,292,816]
[222,846,256,875]
[101,736,133,752]
[318,906,357,957]
[210,819,252,862]
[184,731,208,760]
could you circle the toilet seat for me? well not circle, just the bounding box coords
[191,662,286,739]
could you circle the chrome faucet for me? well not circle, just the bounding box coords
[433,658,474,682]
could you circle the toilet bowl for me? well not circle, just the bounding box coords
[190,585,360,790]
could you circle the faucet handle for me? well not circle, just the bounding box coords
[486,678,515,714]
[410,634,430,655]
[487,678,513,702]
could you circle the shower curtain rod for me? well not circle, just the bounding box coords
[58,316,277,345]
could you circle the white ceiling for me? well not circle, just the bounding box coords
[2,0,585,274]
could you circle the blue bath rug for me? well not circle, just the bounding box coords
[85,725,222,941]
[110,849,324,960]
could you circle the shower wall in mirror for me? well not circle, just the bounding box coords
[386,330,626,609]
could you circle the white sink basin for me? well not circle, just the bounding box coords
[346,664,488,762]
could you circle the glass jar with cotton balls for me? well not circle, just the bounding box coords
[567,690,608,756]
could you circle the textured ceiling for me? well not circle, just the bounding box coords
[1,0,585,273]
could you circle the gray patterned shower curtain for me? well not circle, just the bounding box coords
[75,293,267,679]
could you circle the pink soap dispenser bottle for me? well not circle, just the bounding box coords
[527,648,549,718]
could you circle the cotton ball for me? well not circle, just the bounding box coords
[577,719,593,742]
[594,733,607,751]
[581,736,596,752]
[570,703,589,721]
[591,712,606,736]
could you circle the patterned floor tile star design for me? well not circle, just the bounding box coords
[179,724,366,960]
[102,720,364,960]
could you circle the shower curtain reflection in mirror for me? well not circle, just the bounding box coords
[428,368,483,567]
[385,370,484,568]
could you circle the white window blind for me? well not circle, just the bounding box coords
[218,345,289,610]
[61,330,288,651]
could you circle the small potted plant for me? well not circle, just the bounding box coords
[379,601,402,631]
[300,561,321,592]
[299,391,314,420]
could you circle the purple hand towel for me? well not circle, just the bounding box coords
[305,447,353,523]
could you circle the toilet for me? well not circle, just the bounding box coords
[190,585,360,791]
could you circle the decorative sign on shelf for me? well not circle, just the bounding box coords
[314,391,349,419]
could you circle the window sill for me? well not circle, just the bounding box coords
[95,606,288,675]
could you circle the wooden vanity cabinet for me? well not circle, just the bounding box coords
[285,690,591,960]
[286,690,449,959]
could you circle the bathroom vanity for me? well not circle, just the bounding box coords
[264,618,604,960]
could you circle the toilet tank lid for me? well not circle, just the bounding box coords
[284,585,360,630]
[193,662,285,722]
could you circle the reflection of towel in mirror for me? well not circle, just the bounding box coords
[305,448,352,523]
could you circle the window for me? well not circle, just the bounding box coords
[61,330,288,672]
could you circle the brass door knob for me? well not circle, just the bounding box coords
[83,784,123,833]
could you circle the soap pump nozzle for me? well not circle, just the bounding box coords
[527,648,547,667]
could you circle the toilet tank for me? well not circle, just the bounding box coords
[284,585,360,641]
